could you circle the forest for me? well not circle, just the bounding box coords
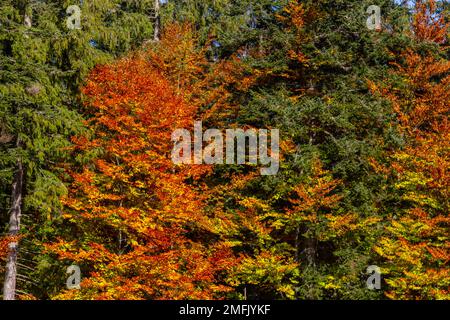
[0,0,448,300]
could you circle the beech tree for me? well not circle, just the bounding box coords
[45,53,240,299]
[371,0,449,299]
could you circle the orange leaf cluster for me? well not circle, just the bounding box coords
[47,39,240,299]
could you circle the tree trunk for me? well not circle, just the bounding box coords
[24,13,32,28]
[154,0,160,41]
[3,6,30,300]
[3,159,24,300]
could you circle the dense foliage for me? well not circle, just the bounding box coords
[1,0,448,300]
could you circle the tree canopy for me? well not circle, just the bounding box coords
[1,0,448,300]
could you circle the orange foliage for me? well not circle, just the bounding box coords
[277,0,308,65]
[280,160,376,242]
[46,50,237,299]
[0,235,22,262]
[412,0,449,43]
[0,236,11,262]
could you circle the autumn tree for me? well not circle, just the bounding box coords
[44,51,239,299]
[371,0,449,299]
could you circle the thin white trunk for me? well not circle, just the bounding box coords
[3,6,29,300]
[154,0,160,41]
[24,14,32,28]
[3,159,24,300]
